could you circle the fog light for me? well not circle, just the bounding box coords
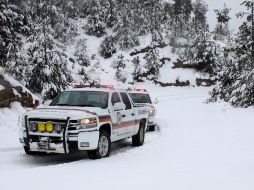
[38,122,46,132]
[46,122,54,133]
[29,122,37,132]
[80,142,89,147]
[55,124,62,133]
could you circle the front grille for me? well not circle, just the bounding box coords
[68,120,79,131]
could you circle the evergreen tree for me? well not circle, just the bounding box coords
[112,54,127,82]
[210,1,254,107]
[172,0,193,37]
[26,24,72,99]
[214,4,231,41]
[78,67,90,83]
[191,32,216,73]
[0,0,30,67]
[74,38,90,67]
[114,1,139,49]
[12,0,73,99]
[103,0,117,28]
[100,35,116,58]
[192,0,208,34]
[132,56,143,82]
[85,0,106,37]
[144,46,161,78]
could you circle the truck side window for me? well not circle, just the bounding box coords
[111,92,121,106]
[120,92,132,110]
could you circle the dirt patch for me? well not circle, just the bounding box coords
[172,59,213,75]
[130,43,168,56]
[151,78,190,87]
[196,78,216,87]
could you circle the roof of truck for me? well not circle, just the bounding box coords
[65,87,127,93]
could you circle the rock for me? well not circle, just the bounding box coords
[0,75,39,108]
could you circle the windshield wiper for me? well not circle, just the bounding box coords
[78,104,95,107]
[55,103,72,106]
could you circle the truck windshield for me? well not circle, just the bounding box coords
[129,93,152,104]
[50,91,109,109]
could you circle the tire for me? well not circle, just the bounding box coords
[87,131,111,159]
[132,120,145,146]
[148,125,155,131]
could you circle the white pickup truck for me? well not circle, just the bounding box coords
[128,88,157,131]
[19,85,149,159]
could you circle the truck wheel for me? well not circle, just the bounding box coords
[132,121,145,146]
[148,125,155,131]
[87,131,111,159]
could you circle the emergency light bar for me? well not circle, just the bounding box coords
[136,88,147,92]
[127,87,147,92]
[72,83,114,89]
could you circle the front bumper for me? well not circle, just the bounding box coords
[148,115,156,126]
[20,129,100,154]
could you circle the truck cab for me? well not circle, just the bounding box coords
[19,85,149,159]
[128,88,157,131]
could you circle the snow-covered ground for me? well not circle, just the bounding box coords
[0,86,254,190]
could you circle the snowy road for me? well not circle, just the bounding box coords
[0,87,254,190]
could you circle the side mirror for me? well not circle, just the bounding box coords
[152,98,159,104]
[113,102,126,111]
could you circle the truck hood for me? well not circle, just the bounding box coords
[26,106,105,120]
[134,103,154,108]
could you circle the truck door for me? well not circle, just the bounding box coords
[110,92,126,140]
[119,92,136,136]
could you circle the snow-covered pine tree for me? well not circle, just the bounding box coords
[0,0,30,67]
[114,1,139,49]
[132,56,143,82]
[25,24,72,99]
[131,0,149,36]
[78,67,90,83]
[85,0,106,37]
[192,0,208,35]
[187,31,216,75]
[100,35,116,58]
[102,0,117,28]
[214,4,231,41]
[13,0,73,99]
[146,0,164,44]
[112,54,127,83]
[171,0,192,37]
[210,1,254,107]
[172,0,184,37]
[74,38,90,67]
[144,45,161,79]
[183,0,193,22]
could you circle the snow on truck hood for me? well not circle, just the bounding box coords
[26,106,105,120]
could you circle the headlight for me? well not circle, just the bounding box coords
[149,107,156,116]
[55,124,63,133]
[29,121,37,132]
[78,117,97,129]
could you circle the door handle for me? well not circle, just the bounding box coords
[122,114,126,118]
